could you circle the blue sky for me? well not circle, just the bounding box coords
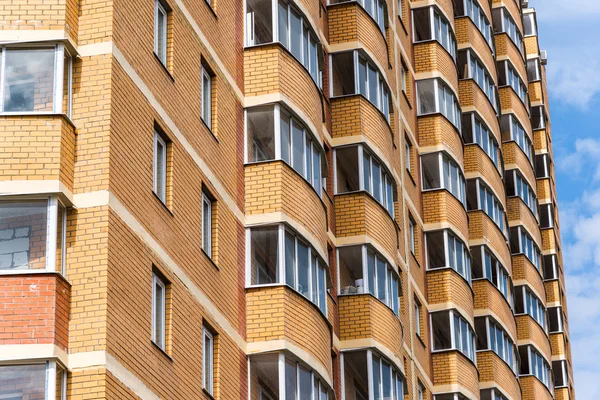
[535,0,600,398]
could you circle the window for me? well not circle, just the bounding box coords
[154,0,169,65]
[413,6,457,59]
[401,61,408,94]
[201,65,213,129]
[462,113,501,171]
[246,104,324,196]
[416,78,462,131]
[245,0,323,86]
[250,353,330,399]
[548,306,563,333]
[409,215,416,255]
[330,51,392,121]
[425,229,471,283]
[417,382,424,400]
[492,7,523,53]
[405,137,412,172]
[500,114,534,165]
[480,388,509,400]
[531,105,546,130]
[421,152,467,206]
[247,225,329,313]
[497,60,528,105]
[466,179,506,235]
[454,0,495,52]
[539,203,554,228]
[0,198,67,275]
[203,326,214,394]
[509,226,541,271]
[337,245,401,314]
[527,58,542,82]
[552,360,568,388]
[334,144,395,216]
[518,345,551,388]
[535,153,550,179]
[543,254,559,280]
[202,191,213,256]
[152,272,167,350]
[471,246,511,303]
[0,45,73,116]
[474,316,516,372]
[414,297,422,337]
[0,362,67,399]
[505,169,537,216]
[153,129,170,204]
[341,350,405,400]
[431,310,476,361]
[514,285,546,330]
[523,12,537,36]
[457,50,496,110]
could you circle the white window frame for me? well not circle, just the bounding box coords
[202,192,212,256]
[154,0,168,65]
[203,327,214,394]
[416,78,462,131]
[405,140,411,172]
[414,298,421,337]
[409,216,415,255]
[201,66,212,129]
[152,273,166,350]
[430,310,476,361]
[339,350,405,400]
[153,130,167,203]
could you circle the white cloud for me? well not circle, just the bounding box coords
[534,0,600,21]
[546,58,600,110]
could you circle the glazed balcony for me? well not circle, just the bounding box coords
[468,211,511,271]
[423,190,469,239]
[477,351,521,400]
[414,41,459,94]
[473,279,516,339]
[541,227,559,253]
[550,331,567,357]
[464,145,505,201]
[506,197,542,250]
[455,17,496,74]
[495,34,527,82]
[536,177,555,203]
[427,269,474,319]
[512,255,545,303]
[458,80,499,134]
[519,375,553,400]
[432,351,479,395]
[418,114,463,166]
[515,315,551,361]
[498,87,531,135]
[503,141,536,190]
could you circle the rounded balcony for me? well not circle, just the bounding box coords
[534,129,551,154]
[432,351,479,396]
[507,197,542,249]
[495,34,527,82]
[550,332,566,357]
[418,115,464,165]
[503,141,536,189]
[331,95,398,173]
[524,36,540,58]
[519,375,553,400]
[328,2,394,90]
[455,18,496,76]
[468,212,511,272]
[536,177,553,203]
[541,227,558,253]
[554,387,570,400]
[498,88,531,135]
[415,41,459,94]
[334,192,397,260]
[459,80,499,136]
[464,145,505,202]
[473,279,516,339]
[529,80,544,104]
[245,160,328,252]
[544,279,563,305]
[246,285,332,378]
[338,294,403,361]
[512,254,545,302]
[244,44,323,142]
[477,351,521,400]
[427,269,474,320]
[423,190,469,241]
[492,1,523,35]
[516,315,551,361]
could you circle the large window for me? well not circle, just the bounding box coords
[527,58,542,82]
[505,169,537,216]
[0,198,66,275]
[0,362,67,399]
[523,11,537,37]
[492,8,523,53]
[497,60,528,105]
[539,203,554,229]
[249,352,330,399]
[501,114,534,164]
[154,130,168,203]
[462,113,501,171]
[247,225,329,313]
[475,316,516,373]
[454,0,494,52]
[413,6,457,60]
[471,246,511,304]
[535,154,551,179]
[425,229,472,284]
[334,144,395,216]
[203,326,214,395]
[515,285,547,330]
[338,245,400,315]
[152,272,167,351]
[509,226,541,271]
[531,105,546,130]
[0,45,73,116]
[552,360,569,388]
[457,50,497,110]
[416,78,462,130]
[245,0,323,86]
[342,349,405,400]
[466,179,506,235]
[518,345,551,389]
[542,254,560,281]
[431,310,476,361]
[330,51,392,121]
[421,152,467,206]
[246,104,324,196]
[480,388,509,400]
[548,306,563,333]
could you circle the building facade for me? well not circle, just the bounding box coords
[0,0,576,399]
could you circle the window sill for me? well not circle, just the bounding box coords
[203,0,218,20]
[152,191,175,216]
[201,118,219,143]
[151,340,173,361]
[202,388,216,400]
[201,248,219,271]
[153,52,175,82]
[397,15,408,36]
[0,270,71,285]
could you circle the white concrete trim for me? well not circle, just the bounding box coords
[106,353,161,400]
[0,180,74,205]
[72,190,111,209]
[78,41,113,57]
[428,302,475,327]
[108,193,246,351]
[423,221,470,249]
[0,344,68,366]
[246,340,332,387]
[0,30,66,42]
[69,351,107,370]
[112,44,245,224]
[338,339,405,376]
[334,234,398,275]
[473,309,517,343]
[431,384,479,400]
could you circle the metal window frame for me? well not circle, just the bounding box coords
[203,326,214,393]
[153,130,168,203]
[202,192,212,256]
[151,272,166,350]
[154,0,168,64]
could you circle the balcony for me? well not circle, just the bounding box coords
[477,351,521,400]
[427,269,473,316]
[432,351,479,394]
[503,141,536,189]
[495,34,527,80]
[423,191,469,239]
[472,279,516,338]
[463,145,505,200]
[515,315,551,361]
[342,349,405,399]
[455,17,495,73]
[458,80,498,134]
[519,375,553,400]
[414,41,459,93]
[507,197,541,248]
[498,87,531,135]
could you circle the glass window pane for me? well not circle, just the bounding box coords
[376,257,386,301]
[299,366,312,400]
[290,9,302,58]
[297,241,310,297]
[331,52,355,96]
[281,112,291,163]
[247,106,275,162]
[372,160,382,202]
[368,251,376,295]
[359,59,367,97]
[0,364,47,398]
[336,146,360,193]
[368,65,379,105]
[285,231,295,286]
[292,121,305,174]
[382,362,392,400]
[372,356,381,400]
[248,0,273,45]
[250,227,279,285]
[363,152,371,192]
[417,79,436,114]
[285,360,297,399]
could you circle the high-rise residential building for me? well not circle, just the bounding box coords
[0,0,575,398]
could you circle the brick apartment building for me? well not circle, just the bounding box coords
[0,0,575,398]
